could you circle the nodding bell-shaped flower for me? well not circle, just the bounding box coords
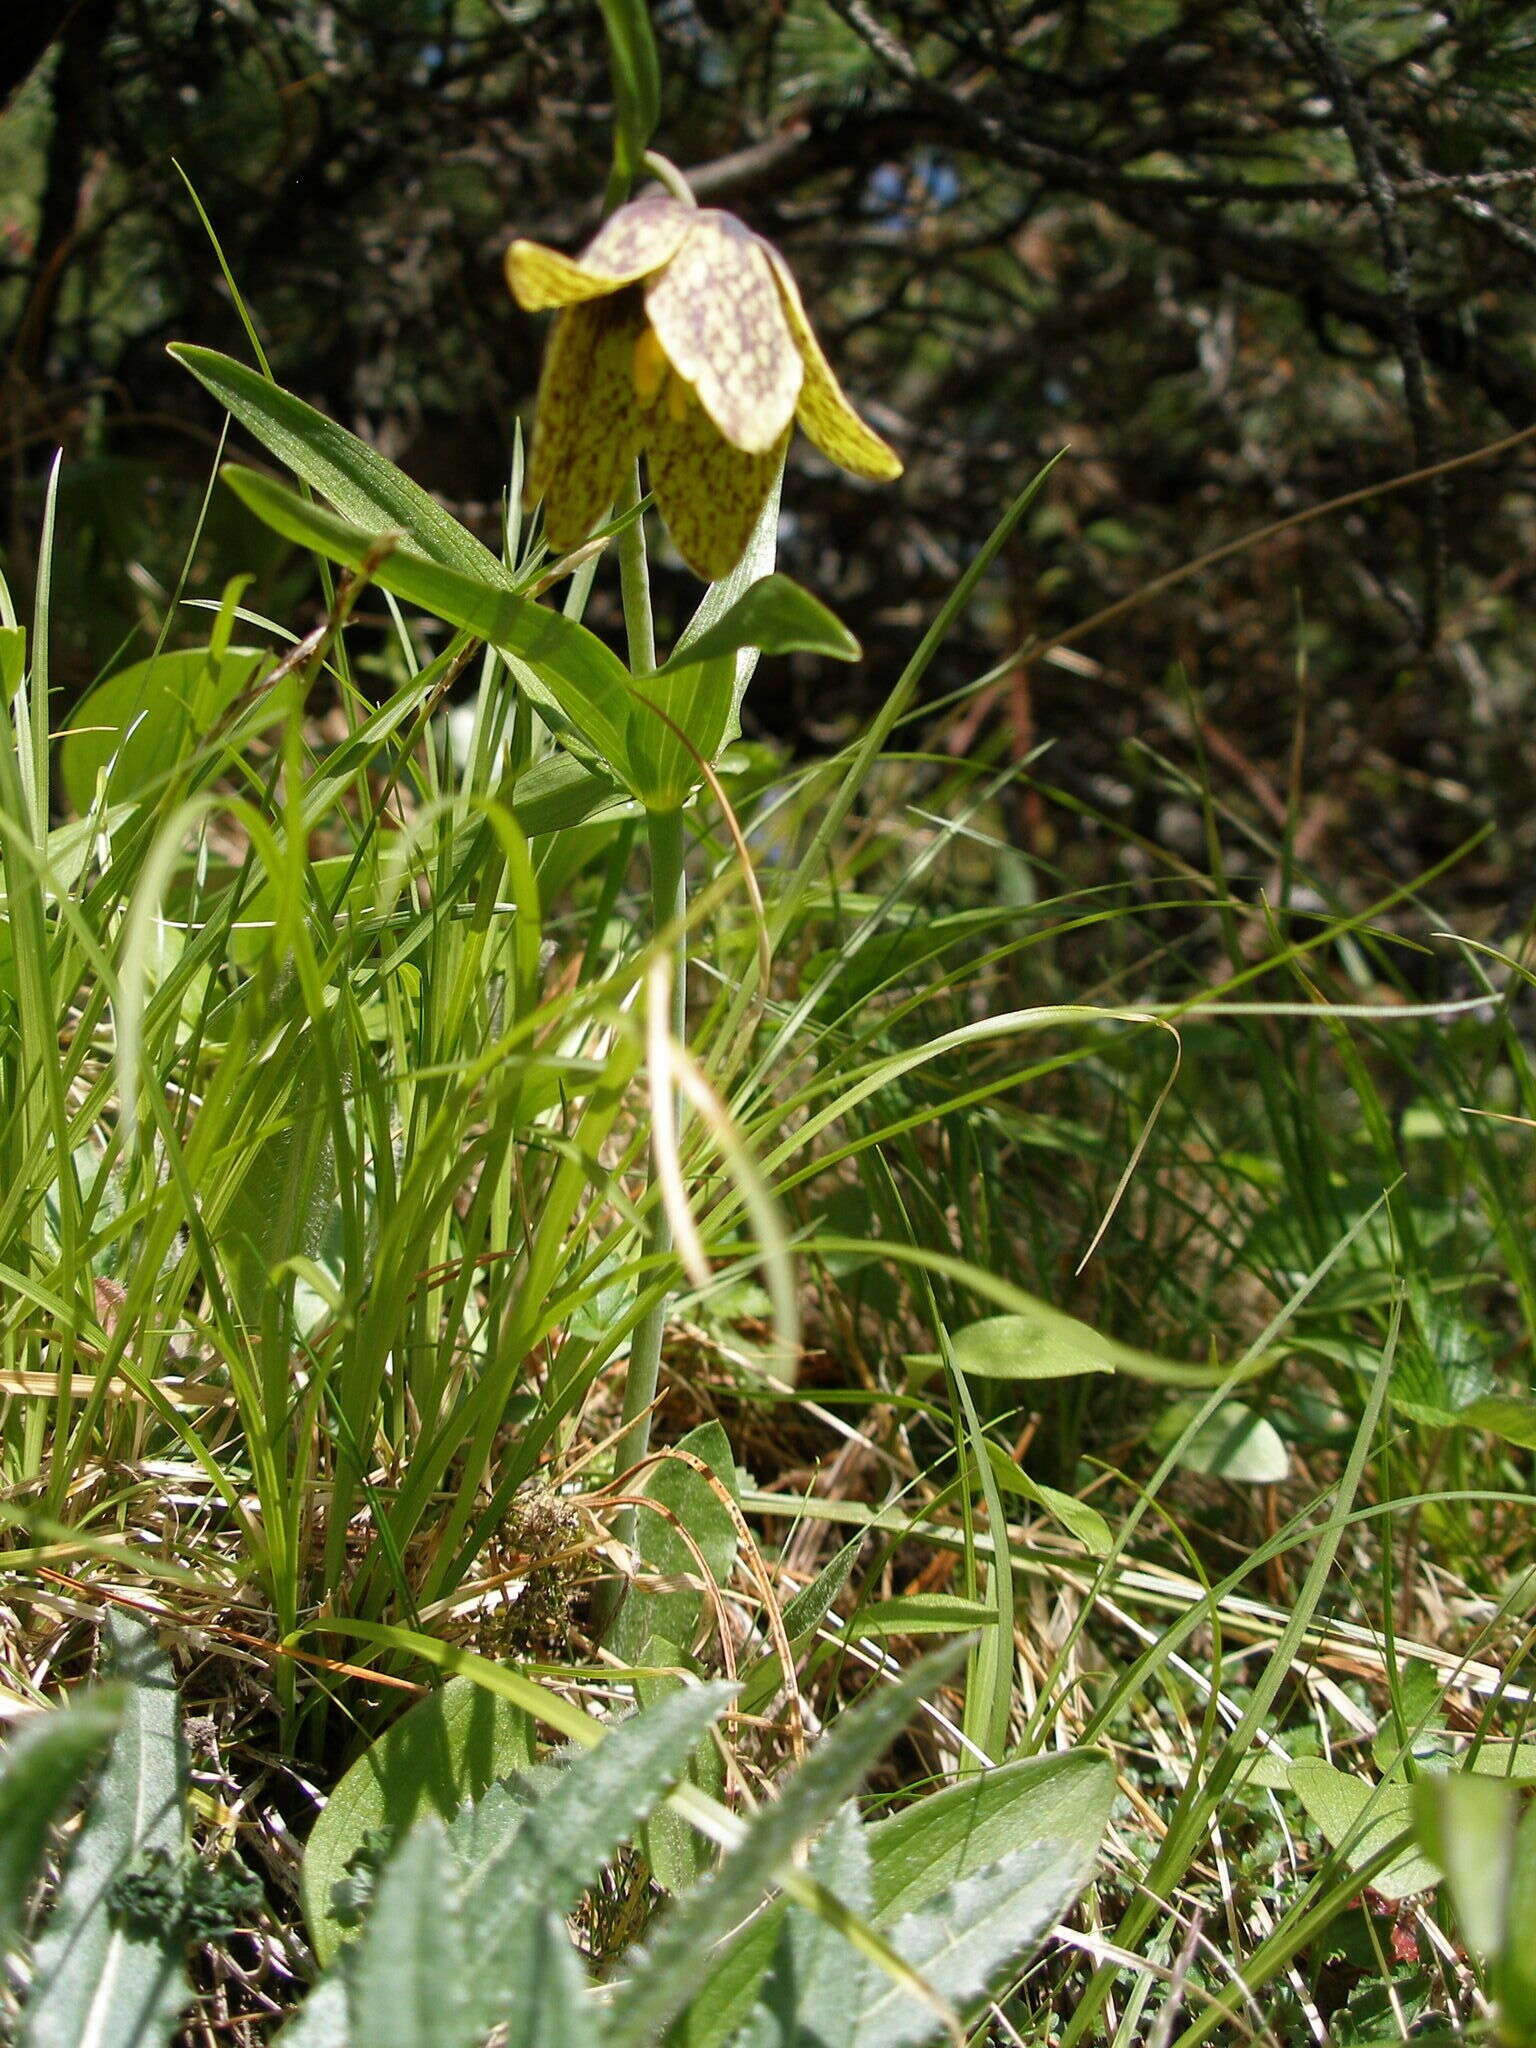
[506,194,902,581]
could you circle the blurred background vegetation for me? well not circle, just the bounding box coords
[4,0,1536,907]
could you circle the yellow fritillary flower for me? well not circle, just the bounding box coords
[506,194,902,581]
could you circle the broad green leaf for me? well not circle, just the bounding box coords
[610,1648,968,2048]
[1289,1760,1437,1900]
[850,1838,1101,2047]
[508,752,632,838]
[738,1805,874,2048]
[626,573,857,809]
[1503,1800,1536,2045]
[0,1694,121,1951]
[673,1750,1115,2048]
[609,1422,742,1893]
[341,1819,470,2048]
[0,625,25,695]
[219,465,637,778]
[1455,1394,1536,1449]
[282,1686,731,2048]
[302,1674,535,1965]
[626,576,856,805]
[951,1310,1116,1381]
[21,1613,189,2048]
[1469,1743,1536,1781]
[227,853,383,972]
[624,657,737,812]
[169,345,509,582]
[845,1595,997,1638]
[982,1443,1113,1557]
[653,576,858,676]
[60,645,265,815]
[1151,1399,1290,1484]
[610,1420,741,1666]
[636,1652,727,1895]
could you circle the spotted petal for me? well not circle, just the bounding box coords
[645,212,802,456]
[527,295,645,553]
[645,389,789,581]
[765,248,903,481]
[507,195,692,312]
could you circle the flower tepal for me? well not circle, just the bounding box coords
[507,195,902,581]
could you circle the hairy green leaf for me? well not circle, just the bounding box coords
[611,1647,967,2048]
[21,1612,189,2048]
[0,1693,121,1952]
[341,1819,470,2048]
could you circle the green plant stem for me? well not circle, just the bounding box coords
[610,807,685,1490]
[598,469,685,1636]
[615,463,656,675]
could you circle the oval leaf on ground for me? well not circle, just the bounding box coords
[302,1674,534,1963]
[1151,1398,1290,1483]
[915,1309,1118,1383]
[1289,1759,1439,1900]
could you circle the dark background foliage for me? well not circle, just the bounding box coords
[4,0,1536,892]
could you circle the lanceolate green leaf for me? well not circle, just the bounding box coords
[60,645,265,816]
[737,1537,861,1716]
[218,465,636,777]
[673,1748,1116,2048]
[507,752,633,837]
[849,1840,1100,2048]
[281,1683,735,2048]
[609,1648,967,2048]
[652,575,859,676]
[341,1819,470,2048]
[498,1909,594,2048]
[169,345,510,583]
[844,1595,996,1637]
[21,1612,189,2048]
[738,1805,874,2048]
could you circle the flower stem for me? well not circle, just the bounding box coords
[641,150,698,208]
[596,468,686,1639]
[616,464,657,674]
[607,805,685,1496]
